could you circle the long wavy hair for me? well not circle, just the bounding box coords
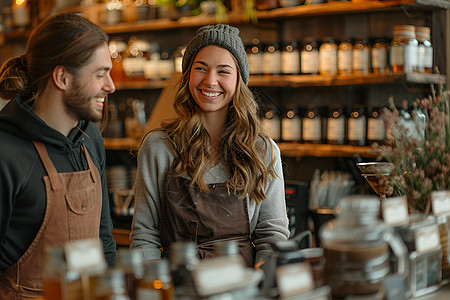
[160,51,276,204]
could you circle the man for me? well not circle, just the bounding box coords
[0,12,117,298]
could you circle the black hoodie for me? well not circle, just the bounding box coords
[0,96,117,270]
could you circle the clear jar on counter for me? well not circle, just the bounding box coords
[247,38,263,75]
[93,269,131,300]
[319,37,338,76]
[390,25,418,73]
[327,106,346,145]
[281,104,301,142]
[416,26,433,74]
[302,105,322,143]
[338,39,353,76]
[371,37,389,75]
[281,40,300,75]
[352,38,370,75]
[301,38,319,75]
[347,105,366,146]
[262,42,282,75]
[136,259,174,300]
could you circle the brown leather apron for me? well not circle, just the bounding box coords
[160,169,255,267]
[0,141,102,299]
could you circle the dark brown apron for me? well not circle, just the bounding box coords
[0,141,102,299]
[160,169,255,267]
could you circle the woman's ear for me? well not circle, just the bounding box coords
[52,65,70,91]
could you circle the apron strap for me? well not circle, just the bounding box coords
[32,141,62,191]
[81,143,98,183]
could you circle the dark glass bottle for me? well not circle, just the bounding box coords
[327,106,346,145]
[301,38,319,75]
[347,105,367,146]
[262,42,282,75]
[367,107,386,145]
[302,105,322,144]
[281,104,301,142]
[281,40,300,75]
[246,38,263,75]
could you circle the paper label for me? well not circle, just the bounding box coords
[382,196,409,227]
[415,225,441,254]
[276,262,314,297]
[431,190,450,216]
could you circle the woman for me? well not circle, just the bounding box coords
[131,24,289,267]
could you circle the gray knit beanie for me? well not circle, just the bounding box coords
[182,24,249,85]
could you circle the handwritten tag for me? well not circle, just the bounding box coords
[415,225,441,254]
[64,238,107,273]
[431,191,450,216]
[382,196,409,227]
[276,262,314,297]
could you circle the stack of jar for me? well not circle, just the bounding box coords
[262,104,387,146]
[246,27,433,76]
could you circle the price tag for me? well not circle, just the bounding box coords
[414,225,441,254]
[276,262,314,298]
[191,256,247,297]
[431,190,450,216]
[382,196,409,227]
[64,238,107,273]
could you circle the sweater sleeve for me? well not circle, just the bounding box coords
[130,131,173,261]
[252,139,290,263]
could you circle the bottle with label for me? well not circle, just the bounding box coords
[416,26,433,74]
[136,259,174,300]
[302,105,322,143]
[262,105,281,141]
[43,247,66,300]
[352,38,370,75]
[262,42,282,75]
[170,242,199,295]
[390,25,418,73]
[319,37,338,76]
[327,106,346,145]
[338,39,353,76]
[93,269,131,300]
[301,38,319,75]
[159,49,175,80]
[347,105,366,146]
[281,104,301,142]
[367,107,386,145]
[118,248,145,300]
[246,38,263,75]
[281,40,300,75]
[371,37,388,75]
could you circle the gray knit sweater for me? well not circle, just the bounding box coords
[130,131,290,263]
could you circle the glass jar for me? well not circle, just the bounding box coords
[118,249,144,300]
[320,195,407,298]
[170,242,199,290]
[43,247,66,300]
[93,269,131,300]
[281,104,301,142]
[122,37,152,81]
[246,38,263,75]
[301,38,319,75]
[109,39,127,83]
[326,106,346,145]
[367,107,386,145]
[281,40,300,75]
[262,105,281,141]
[159,49,175,80]
[338,39,353,76]
[136,259,174,300]
[347,105,366,146]
[302,105,322,143]
[416,26,433,74]
[319,37,338,76]
[390,25,418,73]
[352,38,370,75]
[371,37,389,75]
[262,42,282,75]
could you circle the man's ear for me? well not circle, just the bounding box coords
[52,65,71,91]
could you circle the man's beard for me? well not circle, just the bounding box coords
[63,79,103,123]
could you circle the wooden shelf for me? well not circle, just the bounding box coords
[103,137,140,150]
[114,80,170,90]
[277,142,378,158]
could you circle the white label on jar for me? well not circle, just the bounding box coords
[276,263,314,297]
[262,51,282,75]
[348,116,366,141]
[415,225,441,254]
[417,45,426,71]
[431,190,450,216]
[248,52,263,74]
[327,117,345,141]
[136,288,161,300]
[367,118,386,141]
[424,46,433,68]
[263,118,281,141]
[282,116,301,141]
[319,47,337,74]
[404,42,418,72]
[281,51,300,74]
[301,50,319,74]
[353,48,370,73]
[372,47,387,69]
[382,196,409,227]
[390,45,404,67]
[123,57,147,76]
[338,49,352,73]
[302,118,322,141]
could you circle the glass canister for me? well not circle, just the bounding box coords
[319,37,338,76]
[338,39,353,76]
[320,195,408,298]
[301,38,319,75]
[246,38,263,75]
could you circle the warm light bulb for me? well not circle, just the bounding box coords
[16,0,26,6]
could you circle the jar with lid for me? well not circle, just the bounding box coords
[390,25,418,73]
[104,0,124,25]
[338,39,353,76]
[214,240,240,258]
[320,195,407,298]
[352,38,370,75]
[109,39,127,83]
[118,248,145,300]
[136,259,174,300]
[347,105,366,146]
[262,105,281,141]
[122,37,152,81]
[326,106,346,145]
[367,107,386,145]
[93,269,131,300]
[416,26,433,74]
[301,38,319,75]
[319,37,338,76]
[281,104,301,142]
[170,242,199,292]
[43,246,66,300]
[159,49,175,80]
[371,37,389,75]
[246,38,263,75]
[262,42,282,75]
[302,105,322,143]
[281,40,300,75]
